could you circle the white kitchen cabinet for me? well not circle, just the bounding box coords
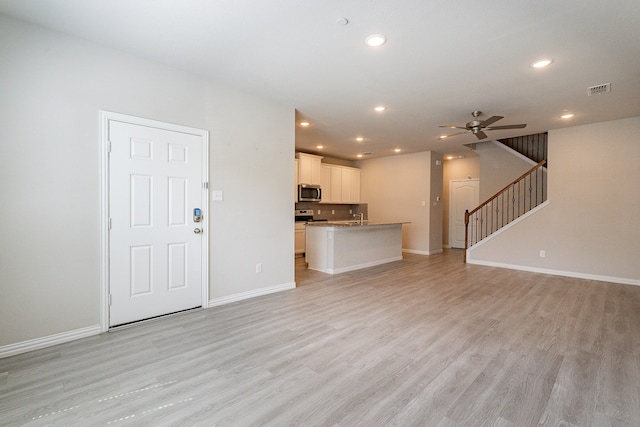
[341,167,353,203]
[296,153,322,185]
[343,166,360,203]
[318,164,361,204]
[320,165,332,203]
[294,222,306,255]
[330,166,342,203]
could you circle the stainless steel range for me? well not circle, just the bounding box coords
[295,209,314,223]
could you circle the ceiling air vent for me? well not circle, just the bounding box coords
[587,83,611,96]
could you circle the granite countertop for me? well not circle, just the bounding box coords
[305,220,409,227]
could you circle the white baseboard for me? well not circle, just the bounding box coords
[2,283,297,358]
[310,256,404,275]
[0,324,102,358]
[208,282,296,307]
[466,259,640,287]
[403,248,444,256]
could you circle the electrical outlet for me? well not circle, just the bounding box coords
[539,250,546,258]
[256,263,262,273]
[331,210,335,215]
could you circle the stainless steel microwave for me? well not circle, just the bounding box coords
[298,184,322,202]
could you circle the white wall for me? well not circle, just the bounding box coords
[359,151,443,255]
[0,15,294,349]
[475,141,535,200]
[469,117,640,285]
[205,83,294,301]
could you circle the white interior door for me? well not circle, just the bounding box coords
[449,179,479,249]
[108,119,205,326]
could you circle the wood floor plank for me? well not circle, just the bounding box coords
[595,349,640,424]
[537,349,602,427]
[1,249,639,426]
[497,349,563,426]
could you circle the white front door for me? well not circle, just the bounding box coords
[449,179,479,249]
[108,118,206,327]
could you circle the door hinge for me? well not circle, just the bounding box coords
[202,182,209,190]
[108,218,112,230]
[107,141,112,153]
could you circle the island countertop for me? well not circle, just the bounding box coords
[305,221,410,227]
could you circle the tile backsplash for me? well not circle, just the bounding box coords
[295,202,368,221]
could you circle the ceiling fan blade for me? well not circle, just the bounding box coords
[480,115,503,127]
[474,130,488,140]
[437,131,467,140]
[486,124,527,130]
[438,125,467,129]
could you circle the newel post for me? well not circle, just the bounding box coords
[464,209,470,263]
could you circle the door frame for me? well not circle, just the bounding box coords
[449,178,479,249]
[99,111,209,332]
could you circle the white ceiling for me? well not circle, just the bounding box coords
[2,0,639,160]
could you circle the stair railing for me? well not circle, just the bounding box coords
[464,160,546,261]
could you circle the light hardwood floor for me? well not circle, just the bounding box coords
[1,250,639,426]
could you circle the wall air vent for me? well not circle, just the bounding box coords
[587,83,611,96]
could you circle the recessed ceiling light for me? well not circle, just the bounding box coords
[316,145,324,149]
[439,135,448,139]
[394,148,401,153]
[530,58,553,68]
[446,156,454,160]
[560,112,575,119]
[357,154,363,158]
[356,136,364,142]
[374,106,387,112]
[365,34,387,47]
[299,121,310,127]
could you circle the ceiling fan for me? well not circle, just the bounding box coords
[438,111,526,140]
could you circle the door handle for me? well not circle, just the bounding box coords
[194,228,202,234]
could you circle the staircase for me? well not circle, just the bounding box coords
[498,132,548,165]
[463,133,548,261]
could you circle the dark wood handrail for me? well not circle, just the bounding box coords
[463,160,546,262]
[467,160,546,217]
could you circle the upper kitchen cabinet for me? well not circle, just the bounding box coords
[341,166,361,203]
[296,152,322,185]
[320,164,360,204]
[320,164,332,202]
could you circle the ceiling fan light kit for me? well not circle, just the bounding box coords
[438,111,526,141]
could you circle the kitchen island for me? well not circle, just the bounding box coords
[305,221,407,274]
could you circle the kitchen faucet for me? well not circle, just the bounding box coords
[353,212,364,225]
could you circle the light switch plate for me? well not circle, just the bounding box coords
[212,190,223,201]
